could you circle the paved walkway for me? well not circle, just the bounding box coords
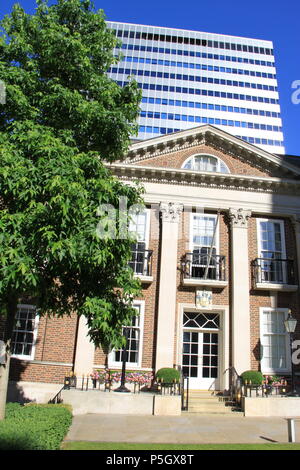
[65,413,300,444]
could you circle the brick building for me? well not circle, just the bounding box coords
[5,124,300,397]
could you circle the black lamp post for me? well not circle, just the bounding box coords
[284,310,299,397]
[114,327,131,393]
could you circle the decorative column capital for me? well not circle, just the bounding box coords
[228,208,252,228]
[160,202,183,223]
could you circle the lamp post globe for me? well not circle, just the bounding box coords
[284,311,299,397]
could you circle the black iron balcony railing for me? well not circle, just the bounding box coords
[253,257,296,285]
[182,252,226,281]
[129,248,153,277]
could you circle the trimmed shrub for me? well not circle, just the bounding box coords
[0,403,73,450]
[156,368,180,383]
[241,370,263,385]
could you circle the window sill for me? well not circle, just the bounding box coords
[134,274,153,283]
[254,282,298,292]
[11,355,34,361]
[182,278,227,288]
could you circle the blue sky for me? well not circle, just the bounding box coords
[1,0,300,155]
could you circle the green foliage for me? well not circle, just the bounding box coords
[0,0,141,159]
[0,403,72,450]
[156,368,181,383]
[241,370,264,385]
[0,0,143,350]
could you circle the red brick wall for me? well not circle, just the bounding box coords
[248,215,300,370]
[134,143,273,178]
[9,314,78,383]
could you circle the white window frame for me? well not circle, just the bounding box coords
[108,300,145,369]
[256,218,286,259]
[189,213,219,253]
[11,304,39,361]
[256,218,287,283]
[182,154,230,174]
[128,208,150,249]
[259,307,290,374]
[128,208,151,277]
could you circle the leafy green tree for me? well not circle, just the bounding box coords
[0,0,143,419]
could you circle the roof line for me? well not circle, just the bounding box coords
[106,20,274,45]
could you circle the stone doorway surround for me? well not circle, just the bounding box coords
[176,303,230,392]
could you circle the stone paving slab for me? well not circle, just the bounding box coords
[65,413,300,444]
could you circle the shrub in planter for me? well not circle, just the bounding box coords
[241,370,263,385]
[156,368,180,383]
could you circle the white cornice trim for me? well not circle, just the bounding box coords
[123,125,300,177]
[109,162,300,195]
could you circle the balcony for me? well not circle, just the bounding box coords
[181,252,227,288]
[129,246,153,283]
[252,257,298,292]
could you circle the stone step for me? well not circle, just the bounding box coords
[185,396,231,403]
[183,391,240,415]
[187,391,225,397]
[183,410,244,415]
[188,401,232,408]
[188,404,234,412]
[188,400,231,407]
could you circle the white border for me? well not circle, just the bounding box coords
[176,303,230,391]
[181,153,230,174]
[189,212,219,254]
[12,304,39,361]
[108,300,145,369]
[129,208,150,249]
[256,217,286,259]
[259,307,291,374]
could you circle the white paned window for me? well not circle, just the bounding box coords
[183,312,220,330]
[192,215,217,250]
[189,214,219,280]
[129,211,149,244]
[182,155,229,173]
[110,302,144,367]
[11,304,39,360]
[128,209,150,276]
[258,219,285,259]
[260,308,290,373]
[257,219,286,283]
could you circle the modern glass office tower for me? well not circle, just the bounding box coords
[106,22,285,154]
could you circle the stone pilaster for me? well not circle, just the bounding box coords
[228,208,252,375]
[155,202,183,371]
[73,316,95,376]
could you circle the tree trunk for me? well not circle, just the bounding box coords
[0,296,18,420]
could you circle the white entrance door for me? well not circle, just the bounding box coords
[181,312,220,390]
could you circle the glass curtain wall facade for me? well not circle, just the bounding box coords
[106,21,284,154]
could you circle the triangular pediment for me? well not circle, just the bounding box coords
[123,125,300,179]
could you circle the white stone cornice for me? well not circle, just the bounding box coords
[109,163,300,195]
[159,202,183,223]
[228,208,252,228]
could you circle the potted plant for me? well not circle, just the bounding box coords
[241,370,263,385]
[155,368,180,392]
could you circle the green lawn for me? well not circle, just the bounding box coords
[62,441,300,451]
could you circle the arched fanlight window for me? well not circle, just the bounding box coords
[182,155,230,173]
